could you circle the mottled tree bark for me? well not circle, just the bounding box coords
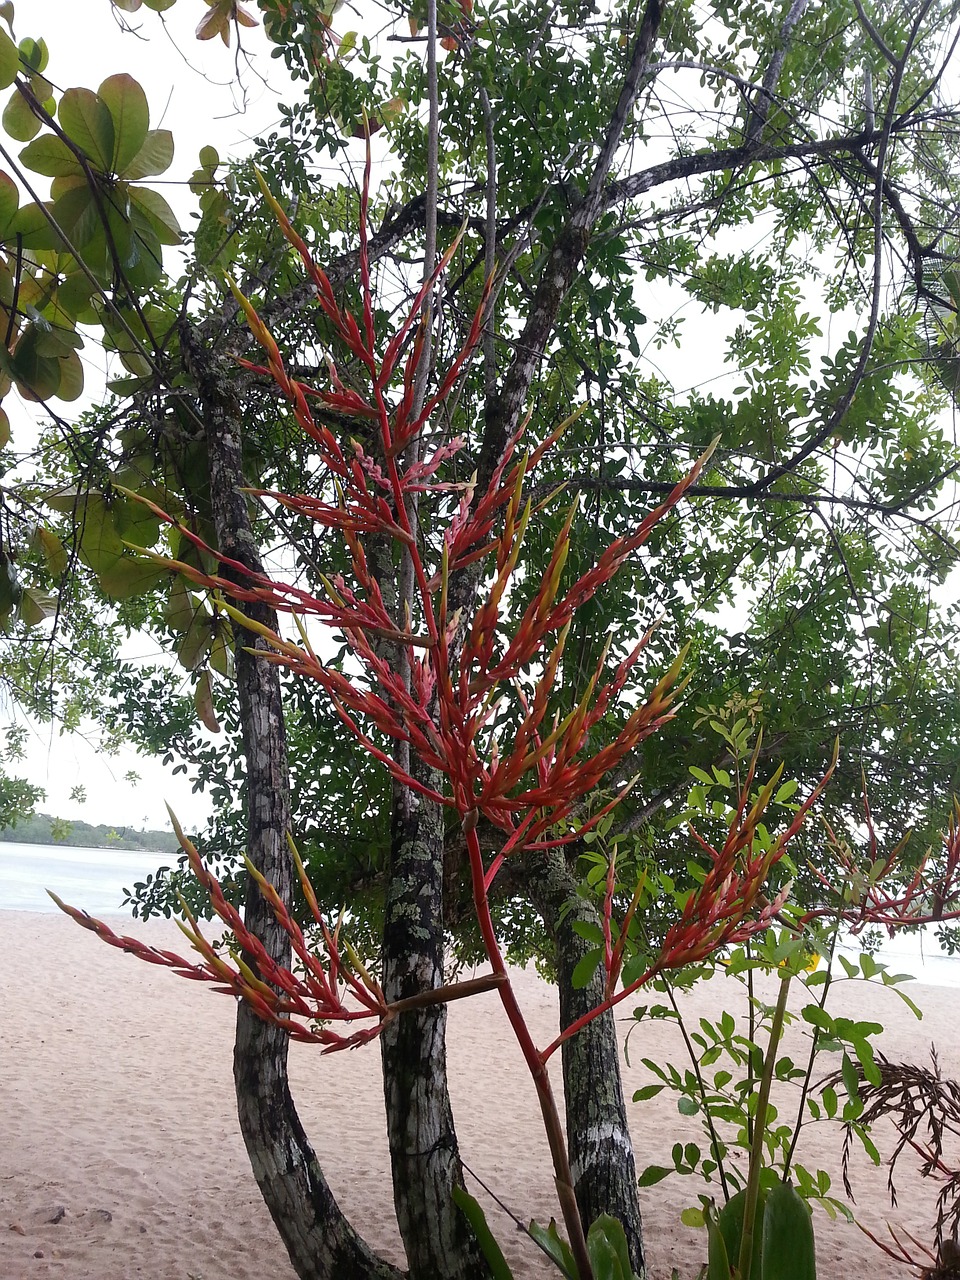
[185,323,404,1280]
[381,774,489,1280]
[524,849,645,1275]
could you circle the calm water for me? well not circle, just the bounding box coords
[2,842,959,988]
[0,841,174,914]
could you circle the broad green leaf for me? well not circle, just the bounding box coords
[760,1182,816,1280]
[19,134,85,179]
[71,497,125,570]
[717,1189,765,1280]
[144,0,178,9]
[56,269,99,324]
[3,89,43,142]
[178,613,212,670]
[33,323,83,359]
[587,1214,636,1280]
[208,623,232,677]
[706,1209,731,1280]
[123,128,174,180]
[114,493,161,545]
[166,579,200,632]
[52,347,84,401]
[96,554,165,600]
[58,87,115,171]
[637,1164,671,1186]
[8,326,61,400]
[33,526,68,575]
[0,27,17,89]
[128,184,181,244]
[18,38,49,75]
[49,185,100,250]
[199,144,219,169]
[632,1084,664,1102]
[0,405,8,448]
[100,74,150,174]
[19,587,57,628]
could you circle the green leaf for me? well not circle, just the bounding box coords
[123,128,174,180]
[8,325,61,400]
[49,185,100,250]
[58,87,115,171]
[19,135,85,179]
[760,1182,816,1280]
[451,1188,515,1280]
[19,38,49,73]
[528,1219,577,1279]
[637,1165,671,1186]
[587,1215,636,1280]
[0,27,17,89]
[51,347,84,402]
[0,406,8,448]
[677,1096,699,1116]
[572,947,602,989]
[840,1052,860,1104]
[100,74,150,174]
[96,555,165,600]
[33,526,68,575]
[19,587,57,628]
[128,184,181,244]
[177,613,212,671]
[11,202,61,251]
[706,1208,730,1280]
[632,1084,664,1102]
[3,88,43,142]
[717,1188,765,1279]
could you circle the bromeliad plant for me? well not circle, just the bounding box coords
[54,158,838,1279]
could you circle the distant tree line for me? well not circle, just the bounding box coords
[0,811,182,854]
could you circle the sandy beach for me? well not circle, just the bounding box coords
[2,908,957,1279]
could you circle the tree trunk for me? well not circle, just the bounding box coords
[186,322,404,1280]
[524,848,645,1275]
[381,773,489,1280]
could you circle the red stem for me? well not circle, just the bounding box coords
[463,815,594,1280]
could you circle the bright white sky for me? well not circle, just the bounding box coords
[5,0,301,833]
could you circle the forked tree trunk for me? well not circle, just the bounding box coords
[381,774,490,1280]
[524,849,646,1275]
[188,325,404,1280]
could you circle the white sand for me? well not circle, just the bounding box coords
[1,908,956,1279]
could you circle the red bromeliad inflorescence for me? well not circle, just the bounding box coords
[56,152,852,1056]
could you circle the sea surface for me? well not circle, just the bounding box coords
[2,841,959,989]
[0,840,175,915]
